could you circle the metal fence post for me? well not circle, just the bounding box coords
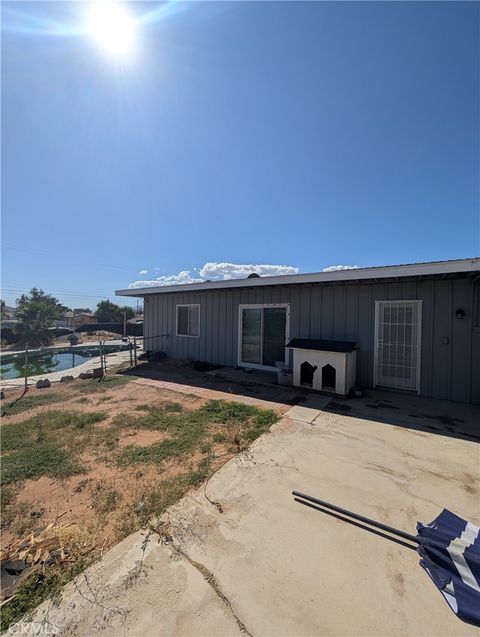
[129,341,133,367]
[99,340,104,376]
[24,344,29,391]
[133,337,137,367]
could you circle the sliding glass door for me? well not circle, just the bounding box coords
[241,308,262,364]
[239,305,288,368]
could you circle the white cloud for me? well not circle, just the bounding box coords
[199,262,299,280]
[322,264,359,272]
[128,270,203,289]
[139,270,148,275]
[128,261,299,288]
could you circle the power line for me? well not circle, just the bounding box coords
[1,244,143,273]
[0,285,120,301]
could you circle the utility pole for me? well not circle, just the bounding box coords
[123,310,127,337]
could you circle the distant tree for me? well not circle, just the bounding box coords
[95,300,134,323]
[15,288,68,346]
[0,299,6,317]
[74,307,92,314]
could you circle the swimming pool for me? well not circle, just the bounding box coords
[0,344,131,380]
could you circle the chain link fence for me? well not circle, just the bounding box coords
[0,336,139,396]
[0,332,173,408]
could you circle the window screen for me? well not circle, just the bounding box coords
[177,305,200,337]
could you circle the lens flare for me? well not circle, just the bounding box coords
[86,3,136,59]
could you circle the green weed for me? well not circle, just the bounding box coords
[116,399,278,467]
[2,392,64,416]
[116,472,207,533]
[2,444,85,484]
[74,375,132,394]
[0,560,90,633]
[91,484,121,515]
[134,401,183,413]
[119,436,195,465]
[199,400,278,426]
[1,410,108,484]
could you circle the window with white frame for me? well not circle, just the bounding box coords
[176,304,200,337]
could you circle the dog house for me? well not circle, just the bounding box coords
[286,339,357,396]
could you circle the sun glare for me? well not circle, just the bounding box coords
[87,3,137,59]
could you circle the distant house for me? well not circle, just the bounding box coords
[3,305,16,320]
[116,258,480,405]
[64,312,98,329]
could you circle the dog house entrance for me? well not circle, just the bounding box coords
[300,361,317,387]
[321,364,336,391]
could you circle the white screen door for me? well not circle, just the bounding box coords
[374,301,422,392]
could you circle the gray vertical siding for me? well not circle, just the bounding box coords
[143,276,480,404]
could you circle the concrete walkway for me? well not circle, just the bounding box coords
[19,392,480,637]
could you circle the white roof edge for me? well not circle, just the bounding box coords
[115,258,480,297]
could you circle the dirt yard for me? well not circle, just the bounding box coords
[9,385,479,637]
[0,373,285,630]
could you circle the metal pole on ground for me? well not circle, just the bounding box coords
[292,491,419,544]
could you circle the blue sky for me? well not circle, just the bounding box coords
[2,1,479,310]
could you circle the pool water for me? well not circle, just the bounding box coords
[0,345,130,380]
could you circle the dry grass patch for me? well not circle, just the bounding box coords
[0,379,281,631]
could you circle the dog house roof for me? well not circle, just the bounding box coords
[286,338,357,353]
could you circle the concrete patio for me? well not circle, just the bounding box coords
[22,386,480,637]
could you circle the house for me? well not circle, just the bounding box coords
[64,311,98,329]
[116,258,480,404]
[2,305,17,320]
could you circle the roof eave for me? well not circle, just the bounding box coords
[115,257,480,297]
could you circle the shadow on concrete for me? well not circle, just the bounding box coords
[325,389,480,443]
[123,362,308,407]
[123,363,480,442]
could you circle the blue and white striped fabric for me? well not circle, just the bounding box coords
[417,509,480,627]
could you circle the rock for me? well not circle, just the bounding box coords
[1,559,30,596]
[92,368,103,378]
[147,351,167,363]
[193,360,222,372]
[0,390,4,400]
[60,375,74,383]
[30,509,45,518]
[80,372,94,380]
[36,379,51,389]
